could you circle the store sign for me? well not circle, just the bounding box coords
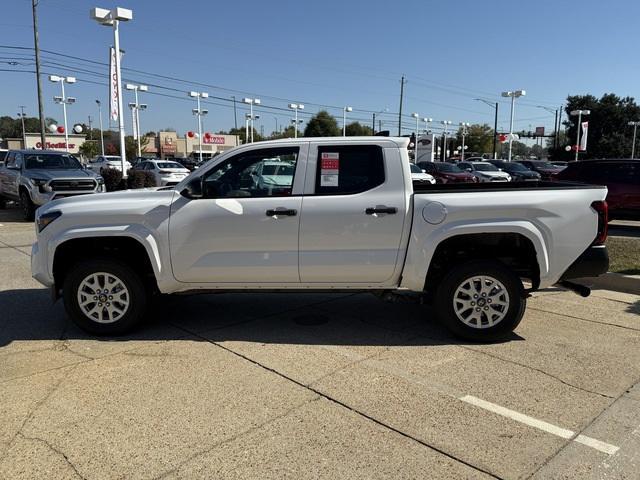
[202,136,226,145]
[36,142,76,149]
[162,144,176,153]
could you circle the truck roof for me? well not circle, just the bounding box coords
[245,136,411,148]
[8,149,77,155]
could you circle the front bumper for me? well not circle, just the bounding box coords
[560,245,609,280]
[31,241,54,287]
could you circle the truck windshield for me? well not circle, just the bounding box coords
[24,153,82,170]
[262,164,294,176]
[473,163,499,172]
[435,163,463,173]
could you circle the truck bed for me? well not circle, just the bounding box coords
[412,180,605,194]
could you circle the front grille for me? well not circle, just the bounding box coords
[50,179,97,192]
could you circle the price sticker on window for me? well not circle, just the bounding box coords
[320,152,339,186]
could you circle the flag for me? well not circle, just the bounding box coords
[579,121,589,151]
[109,47,118,122]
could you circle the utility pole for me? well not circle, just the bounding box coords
[398,75,406,136]
[232,95,238,130]
[475,99,499,159]
[88,115,93,140]
[372,113,376,133]
[18,106,27,147]
[31,0,46,149]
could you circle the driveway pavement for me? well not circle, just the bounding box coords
[1,206,639,479]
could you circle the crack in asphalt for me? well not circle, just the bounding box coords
[0,239,30,257]
[152,396,322,480]
[529,306,640,332]
[169,322,503,480]
[525,373,640,479]
[17,433,87,480]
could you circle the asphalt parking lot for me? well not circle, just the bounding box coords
[1,207,639,480]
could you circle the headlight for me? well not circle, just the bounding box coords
[37,210,62,233]
[29,178,48,187]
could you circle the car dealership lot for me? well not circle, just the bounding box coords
[0,208,639,479]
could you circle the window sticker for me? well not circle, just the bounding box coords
[320,152,339,187]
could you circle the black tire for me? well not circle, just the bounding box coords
[63,259,148,335]
[0,195,6,209]
[19,190,35,221]
[434,260,526,342]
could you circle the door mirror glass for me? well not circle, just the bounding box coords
[180,177,203,199]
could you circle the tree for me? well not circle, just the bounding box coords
[269,125,297,139]
[453,124,494,156]
[79,141,99,159]
[548,93,640,160]
[228,127,263,144]
[303,111,340,137]
[345,122,373,136]
[0,115,57,139]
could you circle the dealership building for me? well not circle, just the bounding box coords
[2,131,240,159]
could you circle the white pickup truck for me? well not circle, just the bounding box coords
[31,137,609,341]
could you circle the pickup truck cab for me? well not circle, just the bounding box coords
[31,137,609,341]
[0,149,106,220]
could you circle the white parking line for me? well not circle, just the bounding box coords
[460,395,620,455]
[318,345,621,456]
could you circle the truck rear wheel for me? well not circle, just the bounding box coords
[434,260,526,342]
[63,259,148,335]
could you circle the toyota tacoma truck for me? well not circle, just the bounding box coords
[0,149,105,220]
[31,137,609,341]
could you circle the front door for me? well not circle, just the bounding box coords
[169,145,306,284]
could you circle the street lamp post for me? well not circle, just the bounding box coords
[441,120,452,161]
[342,106,352,136]
[95,100,105,155]
[49,75,76,152]
[288,104,304,138]
[189,91,209,163]
[243,98,261,142]
[412,113,420,162]
[629,121,640,159]
[91,6,133,176]
[501,90,526,161]
[126,84,148,157]
[570,109,590,161]
[459,122,470,161]
[17,106,27,148]
[475,99,499,159]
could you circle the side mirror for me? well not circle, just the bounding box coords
[466,168,472,172]
[421,169,426,174]
[180,177,203,199]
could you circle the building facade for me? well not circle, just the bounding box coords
[3,133,87,154]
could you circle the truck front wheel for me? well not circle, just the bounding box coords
[63,259,148,335]
[20,190,35,221]
[434,260,526,342]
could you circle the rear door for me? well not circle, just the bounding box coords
[299,143,407,284]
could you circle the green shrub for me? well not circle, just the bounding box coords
[101,168,124,192]
[127,170,157,189]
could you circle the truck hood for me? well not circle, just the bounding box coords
[24,168,100,180]
[476,171,510,179]
[38,188,174,217]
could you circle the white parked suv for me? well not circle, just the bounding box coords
[409,163,436,185]
[132,159,190,187]
[88,155,132,174]
[458,161,512,182]
[31,137,609,341]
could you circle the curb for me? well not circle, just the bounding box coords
[576,273,640,295]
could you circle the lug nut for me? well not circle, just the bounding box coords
[484,307,489,311]
[473,294,478,298]
[98,303,102,307]
[482,293,486,297]
[109,296,113,300]
[476,308,481,312]
[487,299,492,303]
[471,302,475,306]
[93,296,98,300]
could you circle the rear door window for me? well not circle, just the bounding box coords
[314,145,385,195]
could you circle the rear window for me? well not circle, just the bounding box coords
[315,145,385,195]
[157,162,183,169]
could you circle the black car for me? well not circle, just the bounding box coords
[488,160,541,181]
[173,157,199,172]
[515,160,564,180]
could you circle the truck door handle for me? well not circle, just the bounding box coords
[266,208,297,217]
[365,207,397,215]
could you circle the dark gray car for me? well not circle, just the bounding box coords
[0,150,105,220]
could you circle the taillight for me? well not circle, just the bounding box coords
[591,201,608,245]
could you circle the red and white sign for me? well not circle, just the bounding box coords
[579,121,589,151]
[535,126,545,136]
[202,135,226,145]
[109,47,119,122]
[36,142,75,150]
[320,152,339,187]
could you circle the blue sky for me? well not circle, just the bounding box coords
[2,0,640,137]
